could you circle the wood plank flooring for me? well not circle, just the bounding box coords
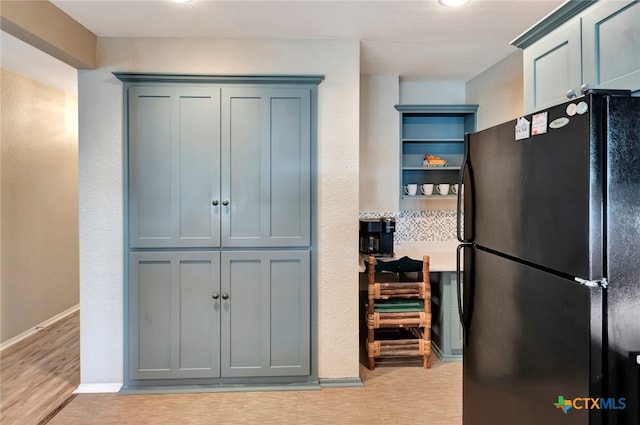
[1,309,462,425]
[0,310,80,425]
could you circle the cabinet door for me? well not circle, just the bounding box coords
[582,0,640,93]
[221,88,311,248]
[523,19,582,113]
[128,86,221,248]
[129,251,221,380]
[220,250,310,377]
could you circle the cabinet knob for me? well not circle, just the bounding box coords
[580,83,589,94]
[212,200,219,206]
[222,293,229,300]
[212,293,219,299]
[222,200,229,206]
[566,89,577,99]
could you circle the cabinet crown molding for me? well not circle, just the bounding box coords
[395,104,479,114]
[511,0,597,49]
[113,72,325,85]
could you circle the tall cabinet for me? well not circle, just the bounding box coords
[117,74,322,388]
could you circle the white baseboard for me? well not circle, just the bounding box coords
[0,304,80,351]
[74,383,123,394]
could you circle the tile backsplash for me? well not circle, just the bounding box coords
[360,210,459,242]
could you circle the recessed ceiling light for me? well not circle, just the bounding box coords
[439,0,471,7]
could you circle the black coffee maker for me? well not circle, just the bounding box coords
[359,217,396,257]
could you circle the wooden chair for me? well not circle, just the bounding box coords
[366,255,431,369]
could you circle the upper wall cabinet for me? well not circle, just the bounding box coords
[521,19,582,112]
[582,0,640,93]
[515,0,640,113]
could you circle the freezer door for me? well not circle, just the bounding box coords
[461,97,603,280]
[462,248,603,425]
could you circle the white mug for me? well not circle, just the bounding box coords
[420,183,434,196]
[451,184,459,195]
[404,184,418,196]
[436,183,450,195]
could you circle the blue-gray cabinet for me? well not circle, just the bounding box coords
[395,104,478,200]
[431,272,463,361]
[582,0,640,93]
[128,86,221,248]
[118,73,322,388]
[129,251,221,380]
[522,19,582,113]
[516,0,640,113]
[221,88,311,248]
[128,85,312,248]
[221,250,310,377]
[129,250,310,380]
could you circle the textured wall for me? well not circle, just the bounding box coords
[399,79,466,104]
[466,50,524,131]
[359,75,399,213]
[0,68,79,343]
[78,37,361,386]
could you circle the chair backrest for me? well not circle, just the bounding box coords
[367,255,431,313]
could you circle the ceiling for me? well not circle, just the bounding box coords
[52,0,564,79]
[2,0,566,93]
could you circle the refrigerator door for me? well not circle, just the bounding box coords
[604,96,640,425]
[462,247,602,425]
[461,96,603,280]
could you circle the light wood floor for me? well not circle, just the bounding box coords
[1,310,462,425]
[0,310,80,425]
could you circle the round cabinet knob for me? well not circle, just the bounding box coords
[221,293,229,300]
[580,83,589,94]
[212,293,219,299]
[566,89,577,99]
[212,200,219,206]
[222,200,229,206]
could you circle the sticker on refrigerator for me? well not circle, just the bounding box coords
[576,101,589,115]
[532,112,548,136]
[549,117,570,129]
[515,117,530,141]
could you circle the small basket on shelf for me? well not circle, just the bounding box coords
[422,154,448,167]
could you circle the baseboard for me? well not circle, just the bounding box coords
[318,377,363,388]
[0,304,80,351]
[431,341,462,362]
[74,383,123,394]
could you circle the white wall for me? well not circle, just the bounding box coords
[78,37,361,387]
[466,50,524,131]
[400,79,466,104]
[359,75,399,213]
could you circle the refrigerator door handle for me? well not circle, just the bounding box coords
[456,243,471,347]
[457,134,472,243]
[574,277,608,288]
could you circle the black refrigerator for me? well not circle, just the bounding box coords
[456,92,640,425]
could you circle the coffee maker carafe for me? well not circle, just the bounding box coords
[359,217,395,257]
